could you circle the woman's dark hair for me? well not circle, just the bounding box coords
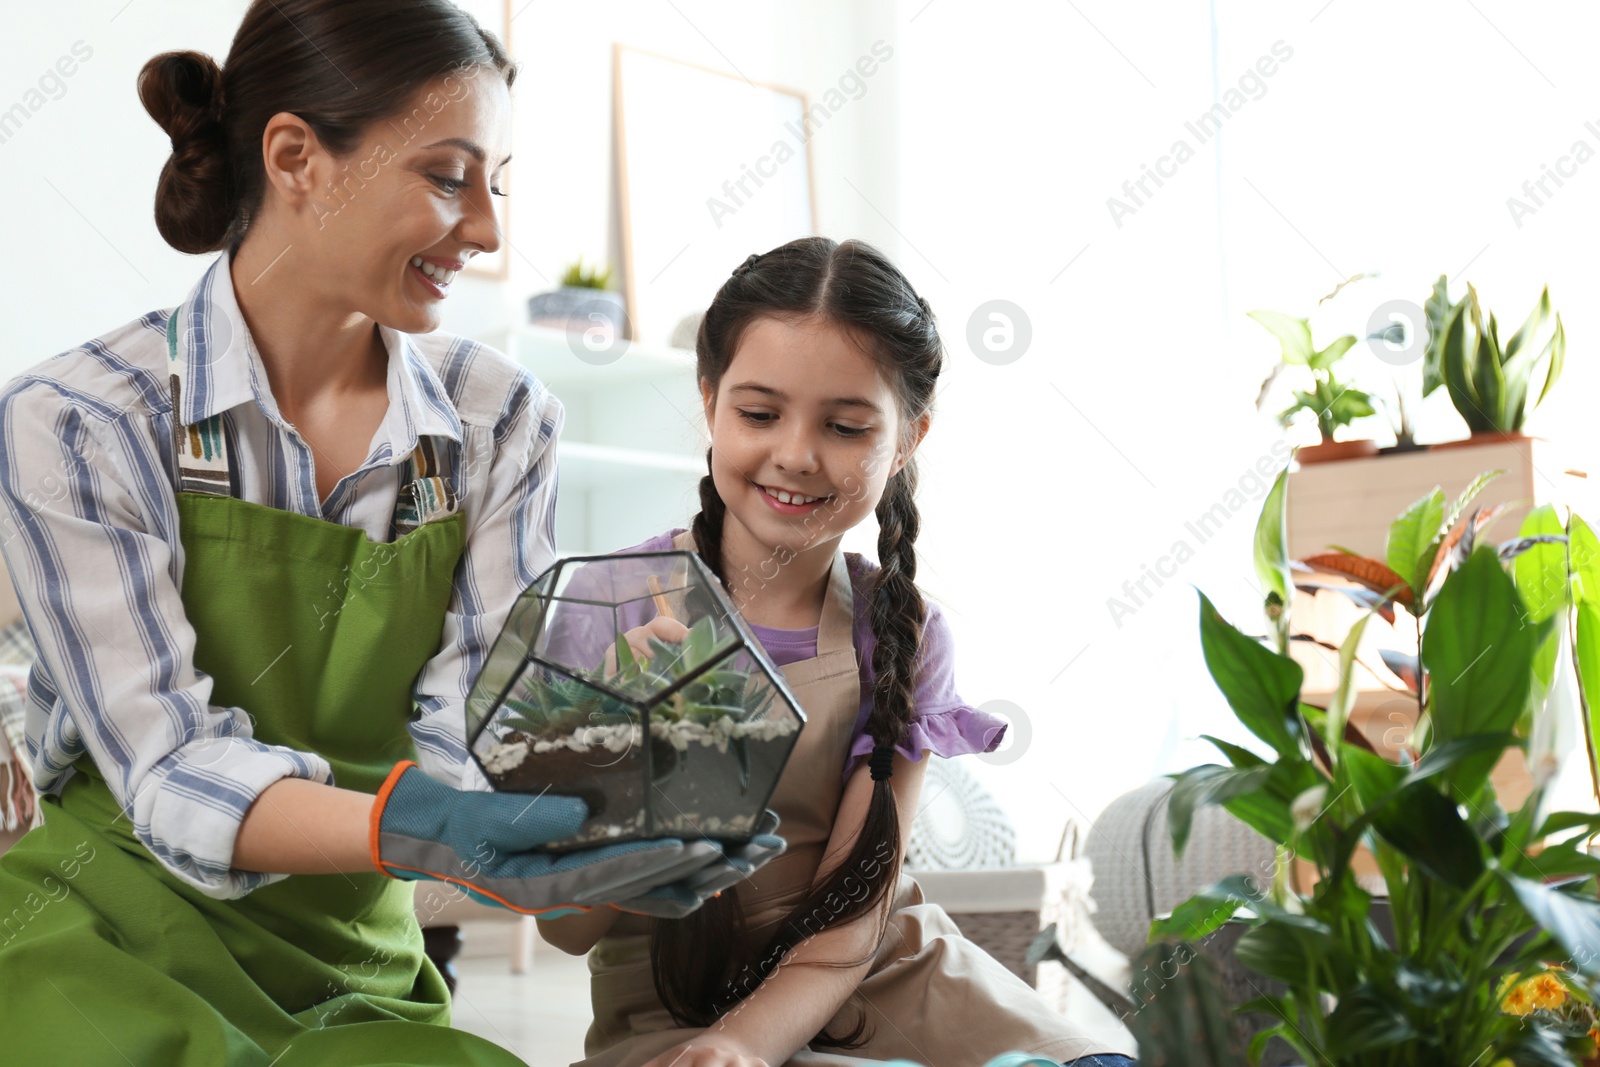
[138,0,515,256]
[651,236,943,1047]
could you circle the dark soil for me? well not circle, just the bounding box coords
[484,729,791,852]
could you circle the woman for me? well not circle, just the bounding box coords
[0,3,778,1064]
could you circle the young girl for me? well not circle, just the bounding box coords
[537,238,1137,1067]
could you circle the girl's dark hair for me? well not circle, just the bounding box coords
[651,237,943,1047]
[138,0,515,256]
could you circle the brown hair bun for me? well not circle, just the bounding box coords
[138,50,231,255]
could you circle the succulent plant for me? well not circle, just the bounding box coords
[560,257,613,290]
[496,614,779,790]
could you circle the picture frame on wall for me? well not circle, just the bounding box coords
[453,0,512,281]
[613,45,817,347]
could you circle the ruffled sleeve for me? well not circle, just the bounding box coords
[844,600,1006,782]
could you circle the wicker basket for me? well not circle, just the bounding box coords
[944,909,1050,986]
[906,757,1096,1014]
[910,860,1093,1014]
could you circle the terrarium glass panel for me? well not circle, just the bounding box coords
[465,550,807,851]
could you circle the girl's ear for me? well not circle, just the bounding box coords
[699,379,717,432]
[890,411,932,478]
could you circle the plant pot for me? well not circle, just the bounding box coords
[1376,440,1430,457]
[1295,438,1380,464]
[1201,920,1299,1066]
[464,550,806,853]
[1427,430,1535,452]
[526,286,627,340]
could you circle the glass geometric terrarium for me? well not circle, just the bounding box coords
[465,550,807,852]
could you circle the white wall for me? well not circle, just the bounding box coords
[3,4,254,376]
[886,0,1244,860]
[879,0,1600,861]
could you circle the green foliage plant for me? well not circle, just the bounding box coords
[1250,310,1376,444]
[1144,463,1600,1066]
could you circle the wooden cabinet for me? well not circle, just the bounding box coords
[1284,439,1588,813]
[1286,437,1597,562]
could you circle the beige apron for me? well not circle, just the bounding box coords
[574,533,1126,1066]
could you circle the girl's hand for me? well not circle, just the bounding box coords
[604,616,689,673]
[7,763,34,827]
[641,1036,768,1067]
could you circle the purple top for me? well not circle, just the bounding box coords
[747,622,821,667]
[569,529,1006,783]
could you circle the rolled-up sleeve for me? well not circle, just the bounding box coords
[0,379,332,899]
[408,373,563,793]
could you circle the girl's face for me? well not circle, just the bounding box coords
[297,68,511,334]
[701,315,929,565]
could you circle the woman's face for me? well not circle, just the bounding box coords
[299,67,511,335]
[702,315,927,567]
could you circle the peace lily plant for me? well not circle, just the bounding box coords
[1126,461,1600,1066]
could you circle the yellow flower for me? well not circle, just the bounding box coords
[1529,972,1568,1011]
[1501,983,1533,1016]
[1499,971,1568,1016]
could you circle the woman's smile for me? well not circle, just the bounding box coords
[408,255,460,298]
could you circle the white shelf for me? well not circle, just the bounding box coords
[559,441,703,490]
[499,324,697,390]
[472,322,704,555]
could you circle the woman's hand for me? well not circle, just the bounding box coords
[603,616,689,673]
[370,761,730,915]
[641,1035,768,1067]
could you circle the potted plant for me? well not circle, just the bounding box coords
[1251,310,1380,463]
[464,550,805,852]
[1422,275,1566,449]
[1362,314,1427,456]
[526,256,628,341]
[1276,275,1578,605]
[1125,462,1600,1065]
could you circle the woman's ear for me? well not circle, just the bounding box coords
[890,411,932,478]
[260,111,334,219]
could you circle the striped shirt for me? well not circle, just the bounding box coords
[0,252,562,899]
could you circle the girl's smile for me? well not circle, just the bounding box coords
[754,480,835,515]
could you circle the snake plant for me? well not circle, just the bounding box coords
[1423,276,1566,434]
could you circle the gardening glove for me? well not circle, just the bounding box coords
[611,809,786,918]
[371,761,727,916]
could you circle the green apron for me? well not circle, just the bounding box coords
[0,312,528,1065]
